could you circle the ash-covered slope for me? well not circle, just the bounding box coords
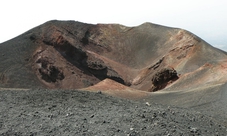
[0,20,227,94]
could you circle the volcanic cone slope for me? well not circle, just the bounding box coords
[1,20,227,93]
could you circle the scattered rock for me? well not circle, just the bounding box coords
[97,91,102,94]
[145,102,150,106]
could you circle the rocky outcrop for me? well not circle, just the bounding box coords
[149,67,178,92]
[36,57,64,83]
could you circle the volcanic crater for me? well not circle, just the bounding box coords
[1,20,227,135]
[1,20,227,95]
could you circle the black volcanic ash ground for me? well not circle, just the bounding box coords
[0,89,226,135]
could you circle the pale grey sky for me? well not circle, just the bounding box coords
[1,0,227,51]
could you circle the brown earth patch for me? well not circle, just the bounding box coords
[82,79,149,100]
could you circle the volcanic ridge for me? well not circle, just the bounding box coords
[1,20,227,95]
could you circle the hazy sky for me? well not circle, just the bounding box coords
[1,0,227,51]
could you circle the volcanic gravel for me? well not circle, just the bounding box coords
[0,89,226,136]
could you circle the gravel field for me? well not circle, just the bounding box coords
[0,89,226,136]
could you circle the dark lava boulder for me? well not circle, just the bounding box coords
[150,67,178,92]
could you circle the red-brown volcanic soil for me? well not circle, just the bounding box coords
[1,20,227,135]
[82,78,149,100]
